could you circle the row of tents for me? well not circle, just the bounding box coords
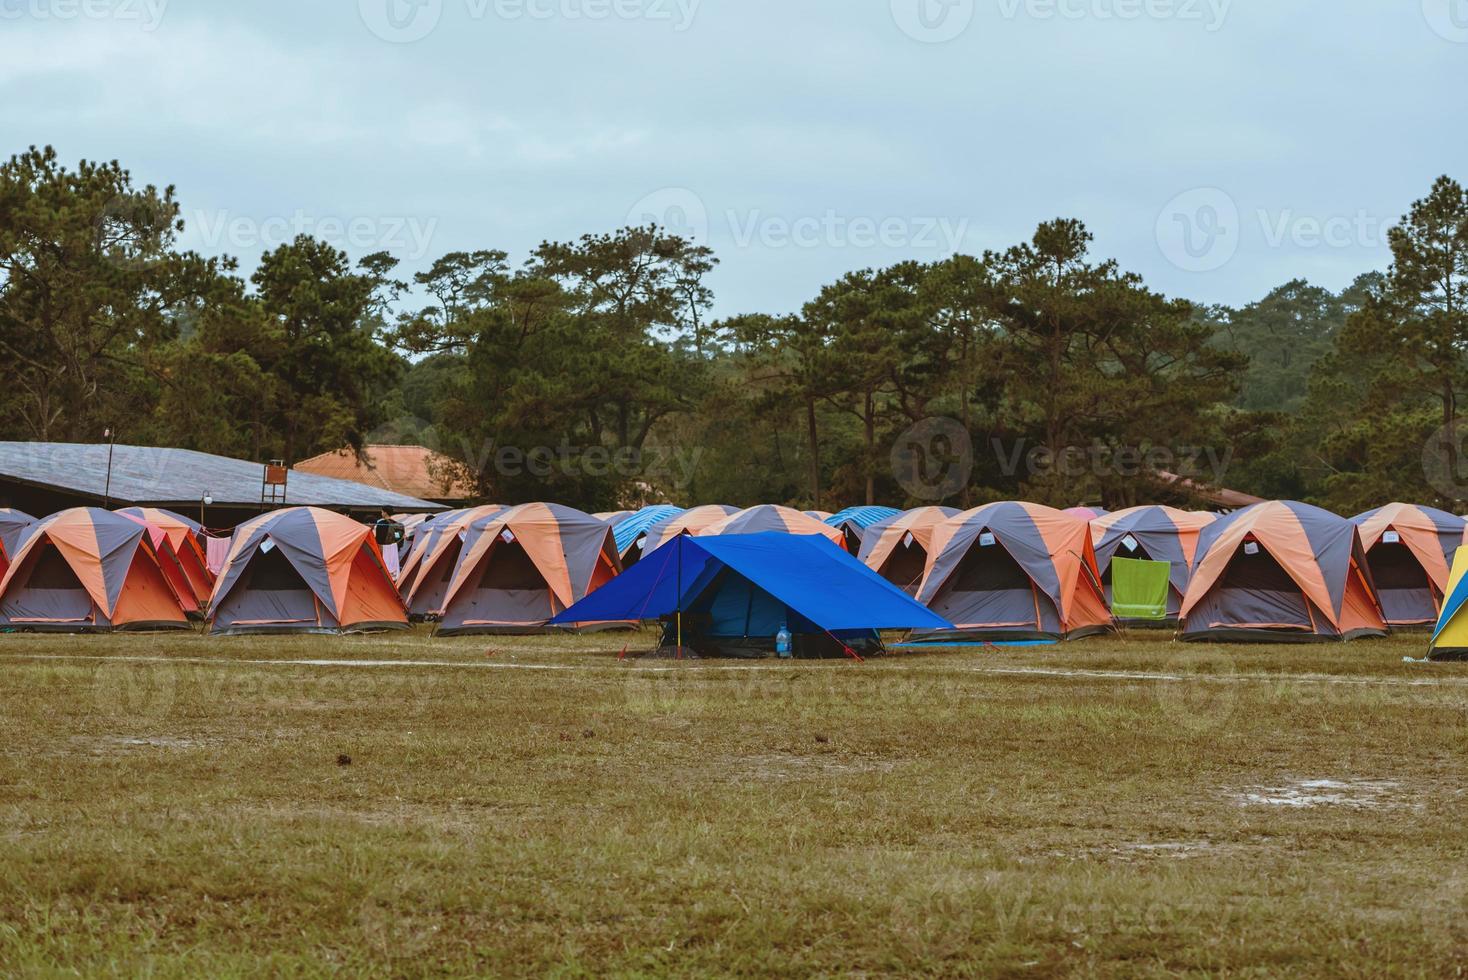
[2,501,1468,659]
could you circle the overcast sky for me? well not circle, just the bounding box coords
[3,0,1464,316]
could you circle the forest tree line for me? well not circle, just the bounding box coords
[2,145,1466,514]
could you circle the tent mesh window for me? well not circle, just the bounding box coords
[25,546,84,590]
[1212,543,1314,628]
[951,538,1031,592]
[479,539,547,591]
[1367,541,1437,624]
[882,544,928,592]
[246,546,308,592]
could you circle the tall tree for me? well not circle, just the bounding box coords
[979,219,1243,505]
[248,237,402,463]
[1310,176,1468,510]
[0,146,220,441]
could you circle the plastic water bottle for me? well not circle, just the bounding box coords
[776,624,793,659]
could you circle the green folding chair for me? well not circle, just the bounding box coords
[1110,557,1172,622]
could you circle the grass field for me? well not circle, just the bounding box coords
[1,628,1466,977]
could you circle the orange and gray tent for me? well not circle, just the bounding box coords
[640,505,741,555]
[116,507,214,610]
[1180,501,1386,643]
[705,505,848,550]
[913,502,1111,641]
[398,505,507,618]
[434,503,622,635]
[207,508,407,635]
[1091,507,1218,621]
[857,506,961,595]
[0,508,35,577]
[0,508,190,632]
[1353,503,1468,627]
[1063,507,1108,521]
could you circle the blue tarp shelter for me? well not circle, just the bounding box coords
[550,532,951,656]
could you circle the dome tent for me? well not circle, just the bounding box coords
[0,508,190,632]
[705,505,847,550]
[823,506,902,553]
[639,505,741,556]
[857,507,961,596]
[1353,503,1467,628]
[434,503,622,636]
[116,507,215,611]
[399,505,508,618]
[913,502,1112,642]
[609,505,686,564]
[207,508,407,635]
[1090,506,1217,623]
[1181,501,1386,643]
[0,508,35,577]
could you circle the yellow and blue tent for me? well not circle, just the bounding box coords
[1429,546,1468,660]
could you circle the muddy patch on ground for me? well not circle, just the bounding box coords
[1228,778,1416,810]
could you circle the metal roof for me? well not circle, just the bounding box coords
[294,445,477,501]
[0,442,446,513]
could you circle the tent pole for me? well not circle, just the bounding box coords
[676,535,683,659]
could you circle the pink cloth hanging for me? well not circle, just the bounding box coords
[206,535,231,576]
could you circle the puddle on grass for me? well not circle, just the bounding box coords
[725,753,897,783]
[1230,778,1410,810]
[71,735,213,754]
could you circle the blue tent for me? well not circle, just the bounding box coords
[824,506,902,531]
[550,532,951,656]
[610,505,685,558]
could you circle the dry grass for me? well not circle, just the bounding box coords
[0,628,1466,977]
